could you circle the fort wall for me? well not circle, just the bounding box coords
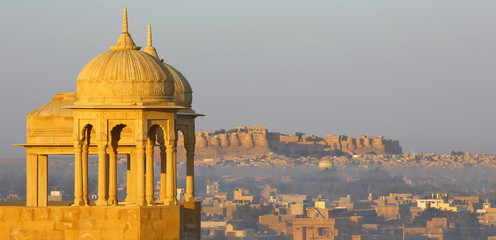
[188,126,402,160]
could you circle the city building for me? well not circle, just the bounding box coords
[293,208,362,240]
[47,190,63,201]
[206,181,221,196]
[417,193,467,212]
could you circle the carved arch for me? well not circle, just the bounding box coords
[110,124,127,151]
[78,123,94,143]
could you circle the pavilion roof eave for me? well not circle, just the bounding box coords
[63,105,185,110]
[13,144,137,147]
[177,112,205,117]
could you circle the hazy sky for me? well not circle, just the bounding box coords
[1,1,496,158]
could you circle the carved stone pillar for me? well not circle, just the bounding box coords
[96,142,108,206]
[26,153,38,206]
[159,143,167,202]
[145,139,156,205]
[136,141,146,206]
[37,154,48,207]
[185,144,195,202]
[156,129,167,203]
[165,141,177,205]
[74,143,84,206]
[173,148,177,200]
[82,139,89,205]
[108,146,118,205]
[105,154,109,202]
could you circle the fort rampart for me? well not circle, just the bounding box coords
[186,126,402,160]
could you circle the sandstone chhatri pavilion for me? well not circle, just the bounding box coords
[2,8,202,239]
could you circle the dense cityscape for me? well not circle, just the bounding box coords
[3,128,496,239]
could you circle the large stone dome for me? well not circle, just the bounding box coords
[75,10,174,106]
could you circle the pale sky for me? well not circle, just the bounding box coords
[1,1,496,158]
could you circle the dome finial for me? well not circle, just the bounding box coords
[147,24,152,47]
[110,8,140,51]
[123,8,128,33]
[143,24,159,58]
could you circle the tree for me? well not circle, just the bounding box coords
[232,205,273,221]
[214,129,226,135]
[451,151,464,156]
[295,132,305,141]
[453,211,480,239]
[413,208,481,239]
[413,208,450,227]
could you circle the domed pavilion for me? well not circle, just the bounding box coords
[10,8,202,239]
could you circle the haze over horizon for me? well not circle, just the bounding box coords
[1,1,496,158]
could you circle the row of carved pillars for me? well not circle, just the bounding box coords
[72,125,195,206]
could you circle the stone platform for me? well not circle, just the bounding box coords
[0,201,200,240]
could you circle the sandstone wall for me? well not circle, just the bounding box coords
[0,204,201,240]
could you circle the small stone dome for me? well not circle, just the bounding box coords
[165,64,193,110]
[143,24,193,111]
[75,9,174,106]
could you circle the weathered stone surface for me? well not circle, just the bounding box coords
[49,208,64,221]
[3,208,21,220]
[105,208,120,220]
[63,208,80,221]
[0,205,200,240]
[64,230,80,240]
[102,229,124,240]
[79,230,101,240]
[22,220,55,230]
[0,229,8,239]
[124,229,139,240]
[0,221,22,230]
[21,209,34,221]
[119,208,139,221]
[33,208,49,221]
[55,220,77,230]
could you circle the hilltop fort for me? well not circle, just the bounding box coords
[181,126,402,160]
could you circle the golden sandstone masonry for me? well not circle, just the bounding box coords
[4,9,202,240]
[0,205,188,240]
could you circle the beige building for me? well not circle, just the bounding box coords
[225,223,256,238]
[477,203,496,226]
[293,208,362,240]
[233,188,256,203]
[417,199,467,212]
[2,8,203,239]
[404,218,449,240]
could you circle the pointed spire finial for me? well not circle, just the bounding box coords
[143,24,159,58]
[147,24,152,47]
[110,7,140,50]
[123,8,128,33]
